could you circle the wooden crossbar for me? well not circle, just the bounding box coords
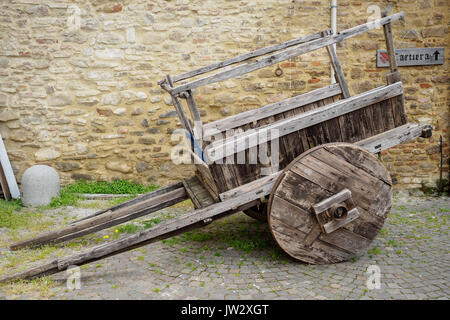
[167,12,404,95]
[203,83,342,139]
[204,82,404,163]
[164,31,326,85]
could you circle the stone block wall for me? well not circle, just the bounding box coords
[0,0,448,189]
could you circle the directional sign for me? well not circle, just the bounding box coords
[377,47,444,67]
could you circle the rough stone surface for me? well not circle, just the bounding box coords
[0,1,447,189]
[21,165,60,207]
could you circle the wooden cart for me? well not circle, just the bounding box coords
[1,11,432,282]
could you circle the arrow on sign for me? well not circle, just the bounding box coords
[433,50,440,61]
[380,51,389,63]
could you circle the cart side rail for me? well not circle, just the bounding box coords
[203,83,342,140]
[161,12,404,96]
[205,82,404,163]
[160,31,327,85]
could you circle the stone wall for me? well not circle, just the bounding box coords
[0,0,448,189]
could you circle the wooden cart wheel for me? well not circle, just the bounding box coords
[243,202,268,222]
[267,143,392,264]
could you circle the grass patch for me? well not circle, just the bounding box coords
[63,180,158,195]
[117,224,140,234]
[0,199,43,230]
[107,195,136,206]
[47,188,81,208]
[0,277,55,299]
[180,226,273,253]
[114,218,163,236]
[368,246,381,258]
[45,180,159,209]
[142,218,162,229]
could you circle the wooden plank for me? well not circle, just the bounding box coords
[294,153,391,220]
[206,86,399,158]
[169,12,404,95]
[291,98,320,151]
[361,99,376,138]
[291,160,389,229]
[291,162,377,215]
[391,94,408,127]
[320,95,343,143]
[270,195,315,234]
[271,225,352,263]
[313,189,352,214]
[0,134,20,199]
[219,172,281,201]
[310,148,387,193]
[182,176,215,209]
[356,123,432,154]
[276,111,301,167]
[382,12,398,74]
[72,182,184,223]
[208,164,229,194]
[274,170,333,213]
[268,143,392,264]
[0,163,11,200]
[205,82,403,162]
[195,166,220,202]
[382,12,404,148]
[168,31,326,83]
[324,35,350,98]
[304,101,327,148]
[319,227,372,254]
[0,260,59,283]
[184,90,203,143]
[207,84,400,154]
[324,144,392,185]
[184,91,202,124]
[1,175,279,282]
[303,225,322,246]
[165,75,194,139]
[323,208,360,234]
[10,187,188,250]
[383,97,396,131]
[183,178,202,209]
[203,84,342,138]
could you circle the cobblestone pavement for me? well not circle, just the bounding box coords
[1,195,449,300]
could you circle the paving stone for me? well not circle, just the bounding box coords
[1,196,448,300]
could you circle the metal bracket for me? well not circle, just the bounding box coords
[312,189,360,234]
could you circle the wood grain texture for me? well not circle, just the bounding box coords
[356,123,432,154]
[183,176,216,209]
[205,82,403,162]
[205,91,410,194]
[0,174,276,282]
[169,31,326,83]
[268,143,392,264]
[325,37,351,99]
[10,186,188,250]
[0,163,11,200]
[168,13,404,95]
[203,84,342,139]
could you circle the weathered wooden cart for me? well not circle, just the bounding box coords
[2,12,433,282]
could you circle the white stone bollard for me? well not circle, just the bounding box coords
[21,165,60,207]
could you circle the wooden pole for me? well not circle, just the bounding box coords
[10,187,187,250]
[382,11,401,84]
[165,74,194,137]
[322,31,351,98]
